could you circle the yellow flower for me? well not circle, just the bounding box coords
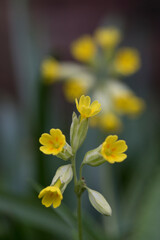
[71,35,96,62]
[94,27,122,48]
[38,179,63,208]
[39,129,66,155]
[101,135,127,163]
[99,113,122,132]
[63,79,87,102]
[114,48,141,75]
[75,95,101,120]
[41,58,60,83]
[114,94,145,116]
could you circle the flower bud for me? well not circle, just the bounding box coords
[70,112,88,152]
[82,145,105,166]
[87,188,112,216]
[57,142,73,160]
[51,164,73,193]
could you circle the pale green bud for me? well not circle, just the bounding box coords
[70,112,79,147]
[87,188,112,216]
[51,164,73,193]
[82,145,105,166]
[70,112,88,153]
[57,142,73,161]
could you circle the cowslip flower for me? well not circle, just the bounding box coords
[41,57,60,83]
[39,129,66,155]
[99,113,122,132]
[94,27,122,48]
[63,79,87,102]
[38,179,63,208]
[75,95,101,120]
[114,94,145,116]
[114,47,141,76]
[71,35,96,62]
[101,135,127,163]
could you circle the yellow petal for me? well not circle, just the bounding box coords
[112,140,128,153]
[90,100,101,111]
[103,155,115,164]
[52,197,62,208]
[105,135,118,144]
[79,95,91,107]
[42,192,53,207]
[75,98,79,111]
[39,133,52,145]
[50,128,62,137]
[40,146,54,155]
[81,106,92,116]
[79,95,85,106]
[83,96,91,107]
[38,187,48,199]
[114,153,127,162]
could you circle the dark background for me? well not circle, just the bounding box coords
[0,1,160,240]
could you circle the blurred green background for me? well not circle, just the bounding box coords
[0,0,160,240]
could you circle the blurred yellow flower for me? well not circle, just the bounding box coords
[39,129,66,155]
[38,179,63,208]
[89,115,100,128]
[114,48,141,75]
[99,113,122,132]
[75,95,101,120]
[41,58,60,83]
[101,135,127,163]
[63,79,87,102]
[94,27,122,48]
[114,94,145,116]
[71,35,96,62]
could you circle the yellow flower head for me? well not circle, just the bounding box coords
[63,79,87,103]
[41,58,60,83]
[39,129,66,155]
[114,48,141,76]
[114,94,145,116]
[94,27,122,48]
[75,95,101,120]
[38,179,63,208]
[71,35,96,62]
[100,113,122,132]
[101,135,127,163]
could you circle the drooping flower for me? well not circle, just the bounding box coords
[101,135,127,163]
[39,129,66,155]
[38,179,63,208]
[71,35,96,62]
[94,27,122,48]
[75,95,101,120]
[114,48,141,76]
[41,57,60,83]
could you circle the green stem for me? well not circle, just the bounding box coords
[71,154,83,240]
[71,154,77,185]
[79,164,83,180]
[77,195,82,240]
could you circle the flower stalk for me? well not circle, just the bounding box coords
[38,95,128,240]
[77,196,82,240]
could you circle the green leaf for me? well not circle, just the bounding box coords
[0,190,72,239]
[130,170,160,240]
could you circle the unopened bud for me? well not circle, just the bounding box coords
[87,188,112,216]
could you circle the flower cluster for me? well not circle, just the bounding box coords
[40,25,145,133]
[38,95,128,216]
